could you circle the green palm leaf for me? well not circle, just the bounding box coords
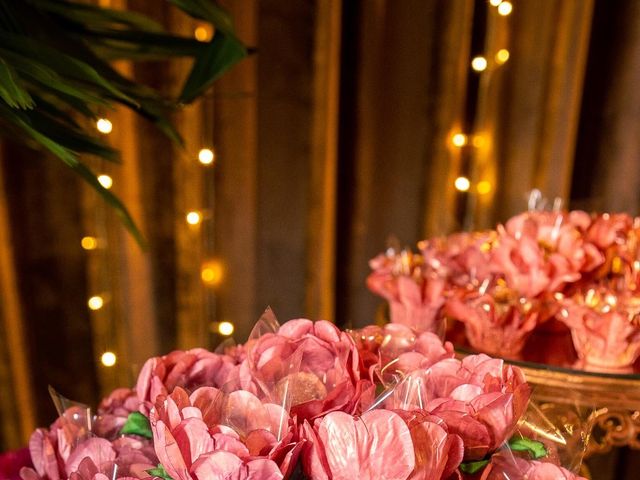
[0,0,248,246]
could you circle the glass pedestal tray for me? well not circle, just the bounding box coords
[504,357,640,459]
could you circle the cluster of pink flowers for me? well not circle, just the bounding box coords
[368,210,640,372]
[10,312,586,480]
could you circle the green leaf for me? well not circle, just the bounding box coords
[120,412,153,439]
[179,31,246,103]
[508,436,548,459]
[0,32,136,106]
[0,58,34,109]
[459,459,490,474]
[146,464,174,480]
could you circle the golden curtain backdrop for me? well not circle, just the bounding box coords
[1,1,639,476]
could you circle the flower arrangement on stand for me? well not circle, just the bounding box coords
[2,309,586,480]
[369,209,640,374]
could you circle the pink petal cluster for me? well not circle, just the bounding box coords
[20,406,157,480]
[368,209,640,371]
[392,354,530,461]
[150,387,290,480]
[20,316,585,480]
[234,319,375,422]
[367,250,446,333]
[136,349,238,413]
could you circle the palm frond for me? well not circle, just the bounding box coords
[0,0,248,246]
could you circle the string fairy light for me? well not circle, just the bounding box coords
[100,351,117,367]
[452,133,468,147]
[488,0,502,6]
[471,56,488,72]
[454,177,471,192]
[96,118,113,134]
[201,260,223,286]
[186,210,203,225]
[97,174,113,189]
[198,148,215,166]
[217,321,234,336]
[497,1,513,16]
[194,25,212,42]
[88,295,104,311]
[495,49,510,64]
[81,236,99,250]
[477,180,492,195]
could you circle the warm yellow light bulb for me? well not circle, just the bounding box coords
[81,236,98,250]
[495,49,510,64]
[198,148,215,165]
[194,26,212,42]
[186,211,202,225]
[471,56,488,72]
[97,174,113,189]
[218,321,234,336]
[477,180,492,195]
[201,261,223,286]
[489,0,502,6]
[88,295,104,310]
[454,176,471,192]
[452,133,468,147]
[101,351,117,367]
[498,1,513,16]
[96,118,113,134]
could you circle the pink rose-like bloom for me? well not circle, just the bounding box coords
[560,299,640,373]
[393,411,464,480]
[21,415,156,480]
[419,231,494,288]
[394,355,530,461]
[303,410,416,480]
[350,324,454,383]
[238,319,375,422]
[584,212,632,250]
[480,454,587,480]
[136,348,237,413]
[367,251,446,333]
[492,212,603,298]
[150,387,290,480]
[446,293,538,359]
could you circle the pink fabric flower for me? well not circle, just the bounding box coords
[393,411,464,480]
[559,297,640,373]
[149,387,289,480]
[480,454,587,480]
[306,410,416,480]
[446,293,538,359]
[393,355,530,461]
[367,250,446,333]
[239,319,375,422]
[492,211,603,297]
[350,324,454,383]
[136,349,237,413]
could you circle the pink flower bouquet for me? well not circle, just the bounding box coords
[368,208,640,373]
[15,312,585,480]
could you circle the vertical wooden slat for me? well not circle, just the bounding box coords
[0,153,36,447]
[305,0,342,321]
[214,0,258,342]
